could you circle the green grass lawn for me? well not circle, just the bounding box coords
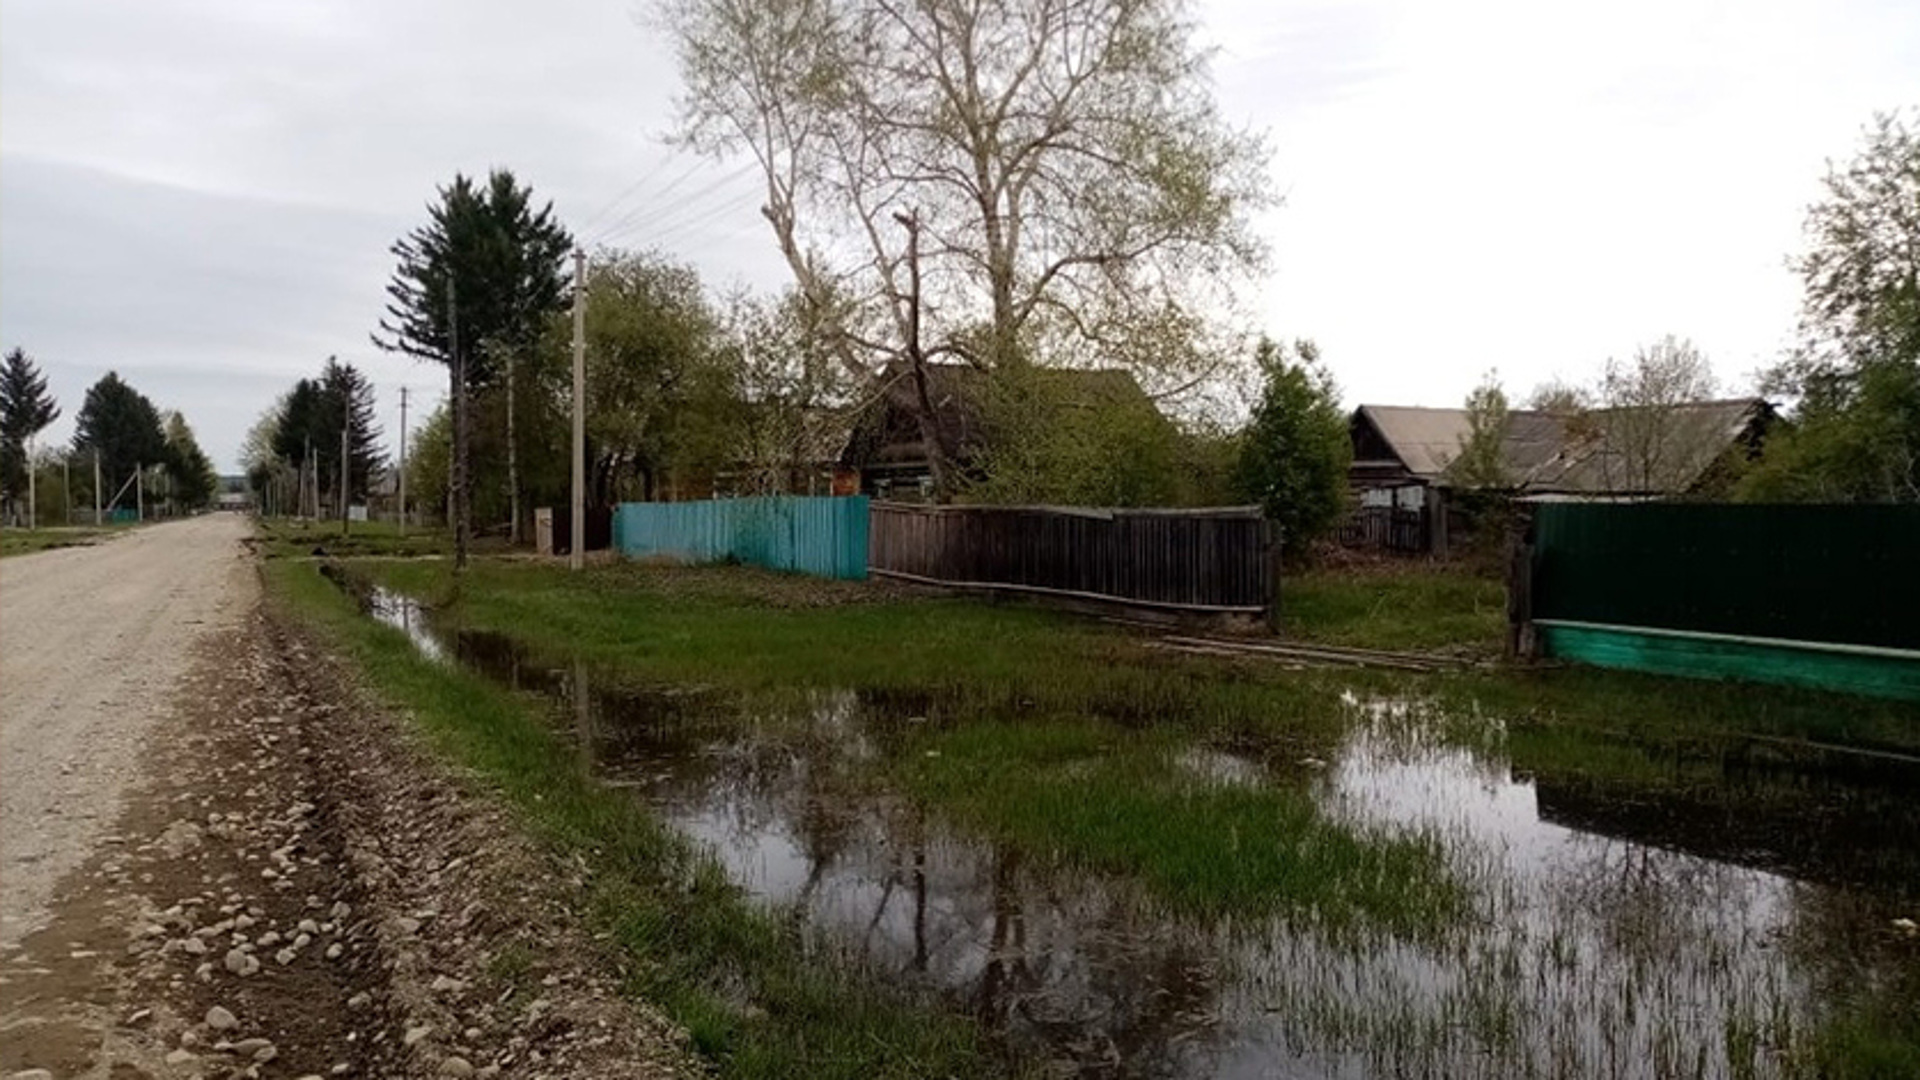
[254,517,455,559]
[1281,563,1507,655]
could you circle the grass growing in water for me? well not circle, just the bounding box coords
[321,557,1920,1077]
[900,719,1461,930]
[368,558,1920,755]
[365,559,1459,926]
[264,559,1007,1080]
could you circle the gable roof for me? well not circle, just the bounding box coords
[1352,398,1770,495]
[1522,398,1768,494]
[841,362,1160,468]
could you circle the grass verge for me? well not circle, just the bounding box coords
[254,518,455,559]
[0,524,126,557]
[264,558,1008,1080]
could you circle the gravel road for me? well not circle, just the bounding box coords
[0,515,252,952]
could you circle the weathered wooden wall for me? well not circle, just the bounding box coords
[1338,506,1429,553]
[869,503,1277,615]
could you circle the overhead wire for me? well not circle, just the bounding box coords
[575,157,681,237]
[642,190,762,248]
[593,165,762,251]
[591,161,760,244]
[585,158,716,247]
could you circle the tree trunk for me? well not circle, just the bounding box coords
[897,209,952,502]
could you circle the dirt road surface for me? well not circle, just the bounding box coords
[1,521,690,1079]
[2,516,253,952]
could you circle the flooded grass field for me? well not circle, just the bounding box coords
[357,576,1920,1079]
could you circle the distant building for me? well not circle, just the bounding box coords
[838,362,1166,500]
[1346,398,1775,552]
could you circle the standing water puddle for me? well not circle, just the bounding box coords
[363,586,1920,1079]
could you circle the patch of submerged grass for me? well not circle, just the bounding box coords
[899,719,1462,931]
[366,559,1392,735]
[1446,664,1920,758]
[264,559,1005,1080]
[363,559,1465,930]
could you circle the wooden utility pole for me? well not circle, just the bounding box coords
[340,426,351,536]
[450,278,469,571]
[398,386,408,537]
[507,348,520,546]
[63,453,70,526]
[136,464,144,522]
[92,451,101,526]
[570,249,586,571]
[25,436,35,530]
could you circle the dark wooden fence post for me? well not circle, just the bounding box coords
[1264,518,1284,634]
[1505,504,1536,660]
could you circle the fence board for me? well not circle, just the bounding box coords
[1339,506,1427,553]
[612,496,869,580]
[869,503,1274,614]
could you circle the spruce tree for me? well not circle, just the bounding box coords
[0,347,61,512]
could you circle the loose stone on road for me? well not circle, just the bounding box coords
[1,519,693,1079]
[1,516,252,952]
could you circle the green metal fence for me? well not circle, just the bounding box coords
[612,496,869,581]
[1529,503,1920,699]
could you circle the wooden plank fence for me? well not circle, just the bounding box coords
[1338,506,1428,553]
[869,502,1278,618]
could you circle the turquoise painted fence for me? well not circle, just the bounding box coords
[611,496,869,581]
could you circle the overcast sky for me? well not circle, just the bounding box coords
[3,0,1915,472]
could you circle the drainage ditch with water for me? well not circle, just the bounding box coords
[360,584,1920,1080]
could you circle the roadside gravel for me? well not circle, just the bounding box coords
[1,515,252,953]
[3,522,695,1078]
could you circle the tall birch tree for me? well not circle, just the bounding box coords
[656,0,1271,497]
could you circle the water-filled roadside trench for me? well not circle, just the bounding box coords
[358,583,1920,1080]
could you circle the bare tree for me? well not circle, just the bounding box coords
[1595,336,1722,494]
[656,0,1271,496]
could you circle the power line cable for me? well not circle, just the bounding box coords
[575,149,690,236]
[596,173,761,251]
[589,160,760,248]
[586,158,715,246]
[642,190,762,249]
